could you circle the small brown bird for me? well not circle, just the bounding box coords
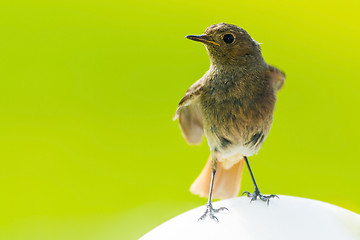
[174,23,285,220]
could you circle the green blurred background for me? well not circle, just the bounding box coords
[0,0,359,239]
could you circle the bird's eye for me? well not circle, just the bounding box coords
[223,34,234,44]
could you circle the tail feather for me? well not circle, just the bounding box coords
[190,154,245,200]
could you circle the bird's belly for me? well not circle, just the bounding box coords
[217,152,244,170]
[205,120,269,159]
[215,143,261,169]
[212,141,262,169]
[220,143,260,158]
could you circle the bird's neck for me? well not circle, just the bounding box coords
[209,55,266,77]
[210,53,265,69]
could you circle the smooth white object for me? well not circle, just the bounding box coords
[140,195,360,240]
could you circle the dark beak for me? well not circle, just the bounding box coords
[185,35,220,46]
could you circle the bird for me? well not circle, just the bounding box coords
[173,23,285,221]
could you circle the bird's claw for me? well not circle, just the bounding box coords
[242,191,252,197]
[198,203,229,222]
[242,190,279,205]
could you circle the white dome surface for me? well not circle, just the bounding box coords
[140,195,360,240]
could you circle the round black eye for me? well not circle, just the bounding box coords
[223,34,234,44]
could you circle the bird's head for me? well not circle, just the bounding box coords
[186,23,262,66]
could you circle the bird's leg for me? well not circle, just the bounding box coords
[242,156,279,204]
[198,166,228,222]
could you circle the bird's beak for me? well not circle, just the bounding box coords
[185,35,220,46]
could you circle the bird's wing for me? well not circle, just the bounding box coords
[267,65,285,93]
[173,79,205,145]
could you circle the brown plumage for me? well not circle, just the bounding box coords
[174,23,285,220]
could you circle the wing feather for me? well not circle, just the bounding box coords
[268,65,285,93]
[173,79,205,145]
[178,103,204,145]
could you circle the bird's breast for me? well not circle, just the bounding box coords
[200,74,276,157]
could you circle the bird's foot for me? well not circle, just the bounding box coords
[198,202,229,222]
[242,189,279,205]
